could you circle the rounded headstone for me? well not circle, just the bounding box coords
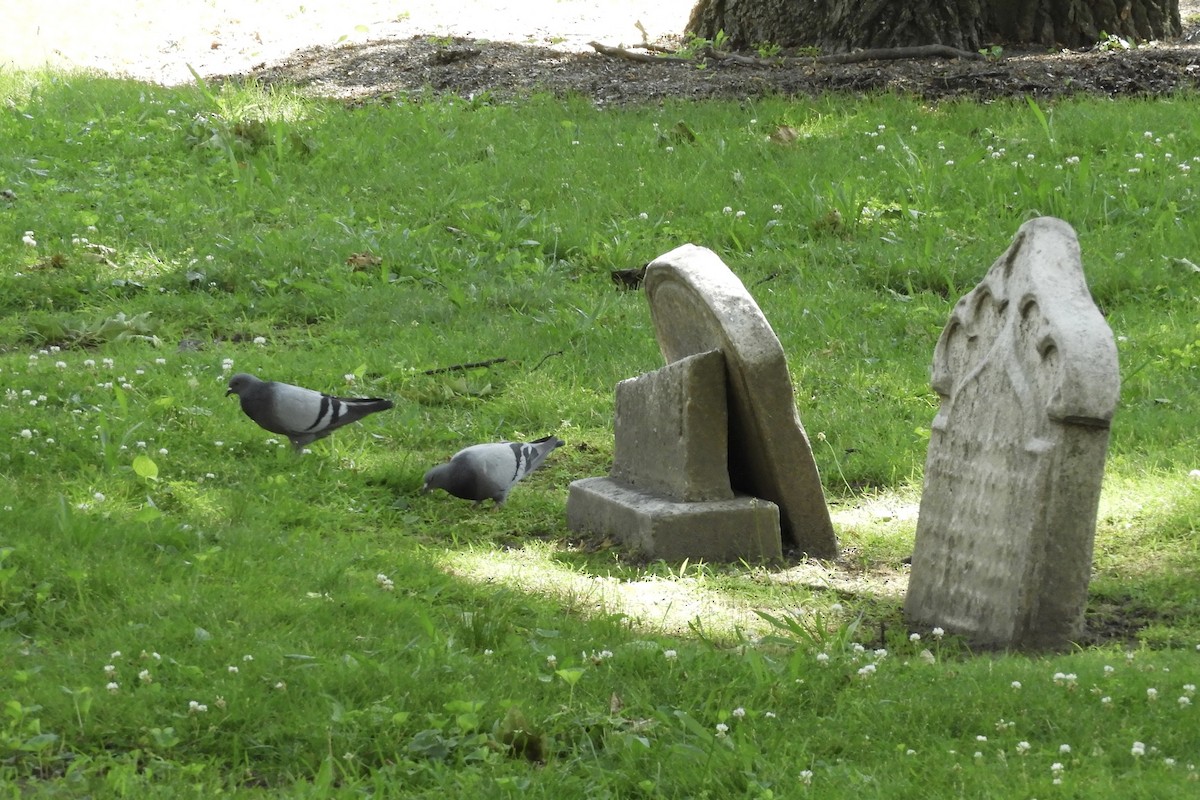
[644,244,837,558]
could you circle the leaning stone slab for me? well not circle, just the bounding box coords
[567,477,782,562]
[644,244,837,558]
[904,217,1120,650]
[611,349,733,502]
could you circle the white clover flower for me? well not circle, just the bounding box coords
[228,665,239,674]
[873,648,888,659]
[1179,696,1192,708]
[1183,684,1196,696]
[816,652,830,664]
[722,206,733,215]
[799,770,813,785]
[1104,664,1115,675]
[663,649,677,660]
[732,707,745,719]
[1101,696,1112,705]
[344,374,356,383]
[138,669,152,683]
[1147,688,1159,701]
[1132,741,1146,757]
[735,209,746,218]
[215,696,227,710]
[155,358,167,365]
[104,664,117,677]
[158,448,168,456]
[857,663,876,678]
[188,700,207,714]
[110,650,121,659]
[764,711,776,719]
[22,231,37,247]
[638,212,649,220]
[715,722,729,736]
[1011,681,1022,689]
[976,735,987,743]
[55,361,67,369]
[909,633,921,642]
[772,204,783,213]
[106,682,120,694]
[19,429,32,439]
[483,649,494,656]
[243,654,254,662]
[931,627,945,639]
[829,603,843,612]
[1016,741,1031,755]
[274,681,286,691]
[84,359,96,368]
[253,336,267,345]
[1060,744,1071,754]
[546,654,557,669]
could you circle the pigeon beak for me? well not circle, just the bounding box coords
[225,387,235,397]
[420,482,430,494]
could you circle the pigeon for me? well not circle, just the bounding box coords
[422,435,565,508]
[225,372,394,451]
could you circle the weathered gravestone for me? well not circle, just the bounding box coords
[567,244,837,560]
[904,217,1120,649]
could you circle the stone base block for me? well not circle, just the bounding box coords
[566,477,782,562]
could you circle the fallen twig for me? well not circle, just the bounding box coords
[590,40,986,67]
[588,41,690,63]
[423,357,508,375]
[530,350,564,372]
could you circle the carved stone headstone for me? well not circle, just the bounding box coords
[904,217,1120,649]
[644,244,837,558]
[566,244,836,561]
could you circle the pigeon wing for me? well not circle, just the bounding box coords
[229,374,393,450]
[271,385,392,445]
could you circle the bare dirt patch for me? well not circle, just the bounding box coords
[251,24,1200,105]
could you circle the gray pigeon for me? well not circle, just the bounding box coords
[422,435,565,507]
[226,372,394,451]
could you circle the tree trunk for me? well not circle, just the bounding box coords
[686,0,1182,52]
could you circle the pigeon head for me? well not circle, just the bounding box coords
[226,372,260,398]
[421,464,452,495]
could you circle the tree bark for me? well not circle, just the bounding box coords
[686,0,1182,52]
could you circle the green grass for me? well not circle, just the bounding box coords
[1,69,1198,796]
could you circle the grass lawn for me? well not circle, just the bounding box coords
[0,66,1198,796]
